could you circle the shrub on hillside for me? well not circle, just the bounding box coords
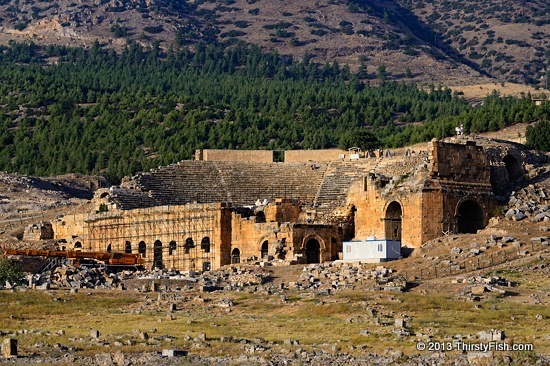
[0,257,25,286]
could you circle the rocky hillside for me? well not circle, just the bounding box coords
[0,0,547,86]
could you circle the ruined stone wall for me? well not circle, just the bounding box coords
[285,149,348,163]
[291,224,341,262]
[51,214,87,244]
[196,149,273,163]
[429,140,490,183]
[350,175,425,248]
[230,212,340,264]
[348,140,496,248]
[230,216,292,262]
[53,202,231,271]
[23,222,54,241]
[264,199,302,223]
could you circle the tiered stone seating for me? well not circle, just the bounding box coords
[135,161,228,205]
[213,161,326,206]
[312,161,372,223]
[372,155,427,178]
[113,161,326,208]
[110,150,428,215]
[109,188,160,210]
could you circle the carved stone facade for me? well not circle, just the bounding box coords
[349,140,496,248]
[49,137,545,271]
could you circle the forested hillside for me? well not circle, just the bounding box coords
[0,42,547,182]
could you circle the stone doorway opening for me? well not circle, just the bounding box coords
[138,241,146,258]
[231,248,241,264]
[503,154,523,182]
[153,240,163,269]
[305,238,320,263]
[385,201,402,241]
[261,240,269,259]
[457,200,484,233]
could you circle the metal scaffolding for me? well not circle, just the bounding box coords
[83,203,218,271]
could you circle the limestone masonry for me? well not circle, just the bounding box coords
[49,136,546,271]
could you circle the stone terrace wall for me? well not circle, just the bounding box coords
[196,149,273,163]
[285,149,348,163]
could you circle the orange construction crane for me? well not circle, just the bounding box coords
[3,248,144,267]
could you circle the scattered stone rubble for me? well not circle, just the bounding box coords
[293,263,404,292]
[505,185,549,222]
[455,275,514,299]
[25,261,128,290]
[1,346,548,365]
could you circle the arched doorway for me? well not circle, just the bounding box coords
[385,201,402,241]
[153,240,163,269]
[168,241,177,255]
[261,240,269,259]
[124,241,132,254]
[457,200,484,233]
[201,237,211,253]
[74,241,82,251]
[231,248,240,264]
[184,238,194,254]
[138,241,146,258]
[503,154,522,182]
[305,238,320,264]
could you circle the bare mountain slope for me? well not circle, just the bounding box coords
[0,0,547,85]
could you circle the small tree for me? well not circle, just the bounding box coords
[339,129,381,152]
[0,258,25,286]
[377,64,388,81]
[526,120,550,151]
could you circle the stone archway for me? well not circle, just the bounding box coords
[231,248,241,264]
[456,200,484,234]
[201,237,211,253]
[503,154,523,182]
[305,238,321,264]
[385,201,402,241]
[125,241,132,254]
[74,241,82,251]
[138,241,146,258]
[153,240,163,269]
[169,241,177,255]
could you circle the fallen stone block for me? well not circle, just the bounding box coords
[162,349,187,357]
[531,237,548,244]
[470,286,487,295]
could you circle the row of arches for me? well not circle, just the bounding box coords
[148,238,212,269]
[231,236,339,265]
[381,198,485,240]
[75,238,212,269]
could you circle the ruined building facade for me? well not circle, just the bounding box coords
[50,137,539,271]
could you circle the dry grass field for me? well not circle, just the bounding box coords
[1,254,549,361]
[450,83,546,99]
